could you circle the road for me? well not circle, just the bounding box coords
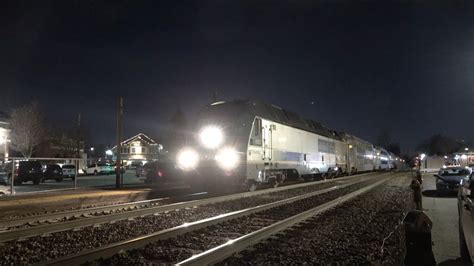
[422,173,469,266]
[2,171,144,195]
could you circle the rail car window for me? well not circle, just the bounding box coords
[250,118,262,146]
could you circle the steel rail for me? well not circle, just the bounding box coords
[177,177,391,265]
[0,172,382,242]
[44,173,390,266]
[0,197,170,229]
[1,172,374,228]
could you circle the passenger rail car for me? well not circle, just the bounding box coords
[175,100,398,190]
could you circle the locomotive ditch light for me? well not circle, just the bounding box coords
[199,126,224,149]
[215,147,240,171]
[176,148,200,171]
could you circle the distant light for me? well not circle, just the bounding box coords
[348,144,353,149]
[420,154,426,160]
[444,156,448,159]
[465,147,469,151]
[90,147,95,151]
[461,154,467,160]
[105,150,113,156]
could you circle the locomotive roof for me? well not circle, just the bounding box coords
[207,99,342,141]
[338,132,373,146]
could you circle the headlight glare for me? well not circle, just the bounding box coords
[176,148,199,171]
[199,126,224,149]
[215,147,240,171]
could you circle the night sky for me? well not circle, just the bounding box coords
[1,1,474,152]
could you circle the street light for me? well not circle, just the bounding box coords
[90,147,94,152]
[105,150,113,156]
[465,147,469,151]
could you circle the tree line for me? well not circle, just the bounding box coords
[6,102,88,158]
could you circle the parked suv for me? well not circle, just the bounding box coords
[84,162,114,176]
[61,164,76,179]
[458,172,473,262]
[13,161,43,185]
[42,164,63,182]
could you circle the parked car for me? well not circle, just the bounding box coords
[129,161,143,170]
[84,162,114,176]
[435,166,471,195]
[136,164,147,179]
[9,161,43,185]
[143,161,181,184]
[458,172,473,262]
[42,164,63,182]
[61,164,76,179]
[435,167,471,195]
[468,163,474,173]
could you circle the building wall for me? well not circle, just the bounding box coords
[115,140,160,165]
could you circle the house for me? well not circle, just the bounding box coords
[0,111,9,160]
[112,133,163,166]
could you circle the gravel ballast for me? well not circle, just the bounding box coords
[222,175,414,265]
[100,178,382,264]
[0,174,377,264]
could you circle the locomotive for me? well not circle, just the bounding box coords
[175,99,400,190]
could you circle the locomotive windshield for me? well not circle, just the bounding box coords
[196,102,249,137]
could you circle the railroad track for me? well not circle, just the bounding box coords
[44,172,395,266]
[0,196,171,229]
[0,172,380,243]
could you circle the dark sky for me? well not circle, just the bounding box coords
[1,1,474,152]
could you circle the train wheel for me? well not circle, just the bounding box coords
[247,181,258,192]
[270,178,279,188]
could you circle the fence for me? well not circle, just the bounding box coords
[0,157,143,196]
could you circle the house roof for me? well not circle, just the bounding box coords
[112,133,158,150]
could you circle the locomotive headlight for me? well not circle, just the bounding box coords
[215,147,239,170]
[199,126,224,149]
[176,148,199,171]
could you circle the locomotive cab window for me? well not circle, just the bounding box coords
[250,118,262,146]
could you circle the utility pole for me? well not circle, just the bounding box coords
[75,113,81,189]
[77,113,81,158]
[116,97,123,188]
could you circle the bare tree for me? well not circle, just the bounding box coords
[8,102,46,158]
